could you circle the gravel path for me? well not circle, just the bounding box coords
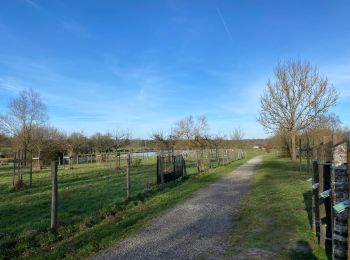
[93,156,262,260]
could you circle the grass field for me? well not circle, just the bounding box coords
[228,154,329,259]
[0,151,256,259]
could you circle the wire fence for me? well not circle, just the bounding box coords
[0,148,245,234]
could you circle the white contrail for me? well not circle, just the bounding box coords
[24,0,40,9]
[216,7,233,42]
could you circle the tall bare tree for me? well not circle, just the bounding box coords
[114,130,131,151]
[0,88,48,162]
[258,60,338,160]
[174,115,209,149]
[230,126,245,148]
[151,130,176,153]
[230,126,244,141]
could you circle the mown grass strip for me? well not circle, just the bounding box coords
[228,154,329,260]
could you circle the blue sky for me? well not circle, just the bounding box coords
[0,0,349,138]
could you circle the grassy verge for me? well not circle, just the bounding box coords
[1,151,258,259]
[228,154,329,259]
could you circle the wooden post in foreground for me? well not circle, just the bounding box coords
[307,134,310,174]
[160,155,164,185]
[318,162,332,251]
[299,138,302,173]
[51,161,58,229]
[331,164,348,259]
[126,153,131,199]
[312,160,320,237]
[12,153,16,187]
[29,151,33,186]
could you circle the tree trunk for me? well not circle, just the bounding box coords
[291,130,297,161]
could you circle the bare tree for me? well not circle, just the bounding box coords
[174,115,195,141]
[114,130,131,151]
[258,60,338,160]
[230,126,244,141]
[174,115,209,149]
[312,112,342,133]
[0,88,48,163]
[230,126,245,148]
[151,130,176,153]
[91,132,114,153]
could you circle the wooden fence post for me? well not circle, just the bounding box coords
[318,162,333,251]
[307,135,311,174]
[156,155,159,184]
[19,150,23,181]
[51,161,58,229]
[12,153,16,187]
[160,155,164,184]
[69,156,73,169]
[331,164,348,259]
[115,153,119,174]
[312,160,320,238]
[173,155,176,180]
[126,153,131,199]
[183,156,187,177]
[196,150,200,175]
[29,151,33,186]
[299,138,302,173]
[331,140,349,259]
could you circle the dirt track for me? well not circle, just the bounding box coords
[93,156,262,260]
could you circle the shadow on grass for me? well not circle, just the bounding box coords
[303,191,312,227]
[288,240,332,260]
[288,240,318,259]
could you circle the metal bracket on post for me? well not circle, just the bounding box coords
[333,199,349,214]
[319,189,331,199]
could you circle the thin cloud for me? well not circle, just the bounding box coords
[0,78,24,94]
[24,0,40,9]
[60,18,91,38]
[216,7,233,42]
[23,0,91,38]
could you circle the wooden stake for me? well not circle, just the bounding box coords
[299,138,302,173]
[307,133,310,174]
[126,153,131,198]
[29,151,33,186]
[51,161,58,229]
[19,150,23,181]
[12,153,16,187]
[160,155,164,184]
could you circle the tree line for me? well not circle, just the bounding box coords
[0,89,247,166]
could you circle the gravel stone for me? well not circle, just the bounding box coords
[93,156,262,260]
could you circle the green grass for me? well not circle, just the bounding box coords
[0,152,257,259]
[228,154,329,259]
